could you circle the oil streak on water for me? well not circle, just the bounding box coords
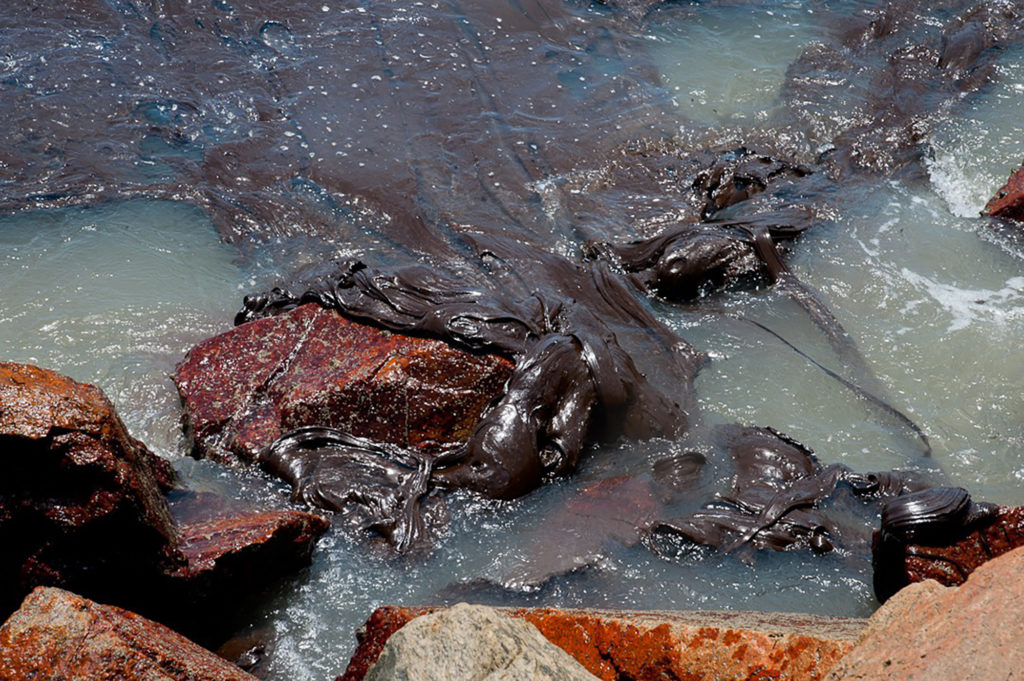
[0,0,1023,679]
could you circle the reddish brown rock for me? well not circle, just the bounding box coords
[827,545,1024,681]
[174,303,514,464]
[339,605,864,681]
[872,504,1024,601]
[174,508,329,593]
[0,362,183,617]
[984,163,1024,221]
[0,586,257,681]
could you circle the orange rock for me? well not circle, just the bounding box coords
[984,163,1024,221]
[338,606,864,681]
[0,586,256,680]
[174,304,513,464]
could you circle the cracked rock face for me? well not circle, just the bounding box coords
[173,304,514,465]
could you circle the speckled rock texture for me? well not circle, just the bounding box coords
[0,586,257,681]
[0,362,182,617]
[364,603,601,681]
[340,605,865,681]
[827,545,1024,681]
[984,162,1024,221]
[873,504,1024,600]
[174,303,514,464]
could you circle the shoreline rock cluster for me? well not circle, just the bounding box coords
[0,163,1021,678]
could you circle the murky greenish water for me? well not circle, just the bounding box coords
[0,200,248,450]
[1,4,1022,681]
[647,2,824,125]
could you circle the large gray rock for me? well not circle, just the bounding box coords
[363,603,600,681]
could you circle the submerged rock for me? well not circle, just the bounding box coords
[984,162,1024,222]
[0,586,257,681]
[174,303,513,465]
[872,499,1023,602]
[341,605,864,681]
[827,545,1024,681]
[0,362,183,616]
[363,603,600,681]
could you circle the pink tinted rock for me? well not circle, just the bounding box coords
[0,586,257,681]
[174,304,513,464]
[827,545,1024,681]
[984,163,1024,221]
[176,508,329,586]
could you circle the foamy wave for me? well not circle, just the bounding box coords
[900,267,1024,332]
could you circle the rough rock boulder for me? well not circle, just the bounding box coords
[984,162,1024,221]
[363,603,601,681]
[0,362,182,616]
[827,545,1024,680]
[174,303,514,464]
[0,586,257,681]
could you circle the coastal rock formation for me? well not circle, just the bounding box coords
[0,362,183,616]
[340,605,864,681]
[872,501,1024,601]
[0,361,328,632]
[168,505,329,638]
[364,603,600,681]
[174,303,513,465]
[0,586,257,681]
[827,545,1024,680]
[984,163,1024,221]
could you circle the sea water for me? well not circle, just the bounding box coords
[1,3,1022,680]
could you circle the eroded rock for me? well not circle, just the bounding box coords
[174,303,514,465]
[363,603,600,681]
[827,545,1024,681]
[0,586,257,681]
[0,362,183,616]
[340,605,865,681]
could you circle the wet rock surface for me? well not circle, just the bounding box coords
[0,361,328,638]
[174,303,513,465]
[984,162,1024,221]
[0,586,257,681]
[827,545,1024,681]
[0,362,183,617]
[872,501,1024,601]
[363,603,600,681]
[166,498,329,638]
[341,605,864,681]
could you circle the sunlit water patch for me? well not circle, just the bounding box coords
[647,2,824,125]
[0,200,248,452]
